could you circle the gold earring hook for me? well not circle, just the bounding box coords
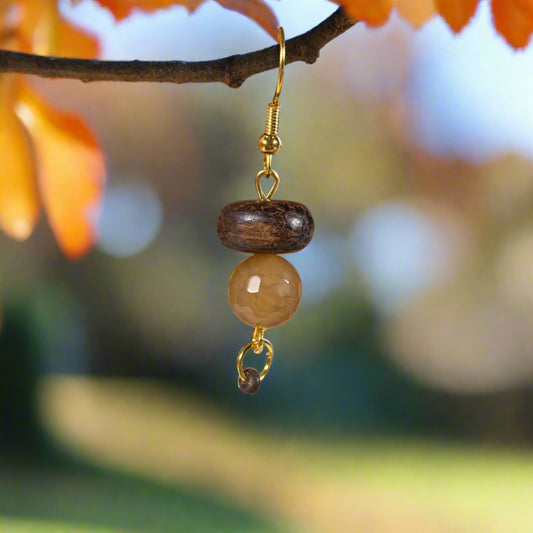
[256,26,285,200]
[273,27,285,103]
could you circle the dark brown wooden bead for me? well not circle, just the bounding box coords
[238,367,261,395]
[217,199,314,254]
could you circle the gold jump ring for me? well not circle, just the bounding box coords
[236,339,274,382]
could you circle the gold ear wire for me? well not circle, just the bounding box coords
[256,27,285,196]
[273,27,285,103]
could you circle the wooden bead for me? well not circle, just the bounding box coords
[228,254,302,328]
[217,199,314,254]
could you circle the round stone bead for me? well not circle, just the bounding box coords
[238,367,261,395]
[217,199,314,254]
[228,254,302,328]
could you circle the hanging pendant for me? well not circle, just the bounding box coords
[217,28,314,394]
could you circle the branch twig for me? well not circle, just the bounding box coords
[0,8,355,88]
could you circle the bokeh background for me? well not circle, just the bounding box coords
[2,0,533,531]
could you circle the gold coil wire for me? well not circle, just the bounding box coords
[265,102,281,136]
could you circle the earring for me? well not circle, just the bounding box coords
[217,28,314,395]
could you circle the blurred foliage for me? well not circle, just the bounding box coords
[0,303,45,455]
[0,458,280,532]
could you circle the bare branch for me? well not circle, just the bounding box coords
[0,8,356,88]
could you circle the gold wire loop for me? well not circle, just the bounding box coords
[263,154,272,173]
[273,27,285,103]
[256,168,279,200]
[236,338,274,382]
[252,325,266,354]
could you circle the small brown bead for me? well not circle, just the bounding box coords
[217,199,314,254]
[238,367,261,395]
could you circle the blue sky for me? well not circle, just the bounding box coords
[409,1,533,161]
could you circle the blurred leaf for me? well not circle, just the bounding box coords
[18,0,100,57]
[16,84,105,258]
[49,13,100,57]
[336,0,533,50]
[215,0,278,39]
[337,0,438,28]
[92,0,278,38]
[396,0,436,28]
[492,0,533,48]
[0,1,103,256]
[339,0,393,26]
[90,0,202,19]
[0,3,9,22]
[436,0,480,33]
[0,78,40,241]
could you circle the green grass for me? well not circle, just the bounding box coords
[0,518,121,533]
[277,438,533,531]
[3,378,533,533]
[0,457,282,533]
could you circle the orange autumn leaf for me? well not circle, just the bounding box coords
[338,0,393,26]
[93,0,278,39]
[50,13,100,57]
[492,0,533,48]
[335,0,533,49]
[436,0,480,33]
[0,111,40,240]
[18,0,100,57]
[91,0,201,20]
[0,80,40,240]
[16,85,105,258]
[339,0,471,29]
[0,3,9,21]
[214,0,278,39]
[396,0,436,28]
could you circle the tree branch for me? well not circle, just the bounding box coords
[0,8,356,88]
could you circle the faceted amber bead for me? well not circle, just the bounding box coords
[228,254,302,328]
